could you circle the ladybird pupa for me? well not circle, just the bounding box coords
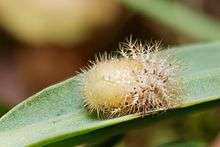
[81,38,182,118]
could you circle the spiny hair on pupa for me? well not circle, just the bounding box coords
[80,38,182,118]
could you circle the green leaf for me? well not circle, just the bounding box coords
[0,42,220,146]
[158,139,207,147]
[0,103,8,117]
[88,134,124,147]
[119,0,220,41]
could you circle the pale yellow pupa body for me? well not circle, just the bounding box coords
[81,39,182,118]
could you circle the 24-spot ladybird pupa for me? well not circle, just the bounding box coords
[80,38,182,118]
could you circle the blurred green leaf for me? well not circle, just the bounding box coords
[0,42,220,146]
[119,0,220,41]
[88,134,124,147]
[0,103,8,117]
[158,139,207,147]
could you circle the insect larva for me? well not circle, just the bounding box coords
[81,38,182,118]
